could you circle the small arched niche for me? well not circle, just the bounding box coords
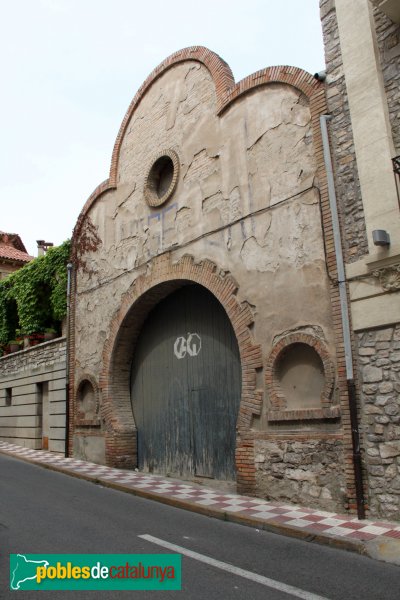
[276,343,325,410]
[76,378,100,425]
[266,333,339,421]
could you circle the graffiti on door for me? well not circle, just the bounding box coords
[173,333,202,359]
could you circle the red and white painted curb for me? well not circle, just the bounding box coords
[1,441,400,555]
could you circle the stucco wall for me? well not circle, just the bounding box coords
[71,52,348,510]
[76,63,335,381]
[0,338,66,452]
[374,7,400,154]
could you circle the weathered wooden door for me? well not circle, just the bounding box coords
[130,284,241,480]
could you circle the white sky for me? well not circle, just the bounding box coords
[1,0,325,256]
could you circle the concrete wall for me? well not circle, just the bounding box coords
[0,338,66,452]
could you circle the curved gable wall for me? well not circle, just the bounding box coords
[70,48,355,512]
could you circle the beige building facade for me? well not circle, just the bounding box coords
[67,1,400,523]
[69,47,359,514]
[321,0,400,520]
[0,339,66,452]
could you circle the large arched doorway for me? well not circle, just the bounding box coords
[130,284,241,481]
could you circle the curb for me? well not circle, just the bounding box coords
[0,447,371,559]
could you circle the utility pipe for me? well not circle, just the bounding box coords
[320,115,365,519]
[65,262,73,458]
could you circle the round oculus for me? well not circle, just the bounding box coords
[144,149,179,207]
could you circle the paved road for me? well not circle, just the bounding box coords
[0,453,399,599]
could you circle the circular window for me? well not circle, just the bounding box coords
[144,149,179,207]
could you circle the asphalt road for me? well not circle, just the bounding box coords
[0,453,399,599]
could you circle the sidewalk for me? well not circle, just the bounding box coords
[1,441,400,566]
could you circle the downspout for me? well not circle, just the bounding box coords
[320,114,365,520]
[65,262,73,458]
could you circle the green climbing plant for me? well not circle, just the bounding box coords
[0,278,18,346]
[0,240,71,346]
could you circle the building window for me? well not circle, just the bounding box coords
[5,388,12,406]
[144,149,180,207]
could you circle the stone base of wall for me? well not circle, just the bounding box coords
[358,324,400,521]
[254,437,346,512]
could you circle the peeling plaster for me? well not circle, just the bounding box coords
[240,235,279,273]
[166,76,188,130]
[113,184,136,217]
[175,207,192,234]
[75,65,335,409]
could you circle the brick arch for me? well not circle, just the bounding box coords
[71,47,323,241]
[99,253,263,494]
[265,333,340,422]
[218,65,321,114]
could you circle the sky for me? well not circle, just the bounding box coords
[1,0,325,256]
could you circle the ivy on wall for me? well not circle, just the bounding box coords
[0,240,71,345]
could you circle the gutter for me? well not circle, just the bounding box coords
[320,115,365,520]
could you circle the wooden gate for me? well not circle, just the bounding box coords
[130,284,241,480]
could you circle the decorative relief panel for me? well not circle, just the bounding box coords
[372,263,400,292]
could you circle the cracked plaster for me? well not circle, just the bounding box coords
[75,60,336,419]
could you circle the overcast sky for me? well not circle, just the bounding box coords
[1,0,325,256]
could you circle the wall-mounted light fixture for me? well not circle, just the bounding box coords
[372,229,391,246]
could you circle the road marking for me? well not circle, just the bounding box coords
[139,534,331,600]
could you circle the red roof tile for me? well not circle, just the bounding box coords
[0,242,33,264]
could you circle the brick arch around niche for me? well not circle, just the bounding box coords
[98,253,263,494]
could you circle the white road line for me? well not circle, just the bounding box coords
[138,534,331,600]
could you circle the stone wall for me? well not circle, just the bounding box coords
[373,7,400,154]
[358,325,400,520]
[0,338,66,452]
[319,0,368,262]
[254,437,346,512]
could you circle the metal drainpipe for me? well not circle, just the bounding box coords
[65,262,73,458]
[320,114,365,519]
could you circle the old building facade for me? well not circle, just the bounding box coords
[69,1,400,519]
[70,47,355,514]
